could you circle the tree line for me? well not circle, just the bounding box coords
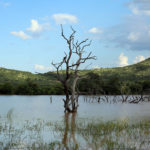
[0,72,149,95]
[78,72,150,95]
[0,79,64,95]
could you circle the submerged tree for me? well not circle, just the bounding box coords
[52,25,96,113]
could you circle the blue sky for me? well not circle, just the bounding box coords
[0,0,149,73]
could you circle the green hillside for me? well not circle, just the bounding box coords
[90,58,150,81]
[76,58,150,94]
[0,68,61,95]
[1,58,150,84]
[0,67,56,86]
[0,58,149,95]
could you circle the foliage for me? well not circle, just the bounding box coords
[1,109,150,150]
[0,58,150,95]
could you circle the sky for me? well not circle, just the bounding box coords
[0,0,150,73]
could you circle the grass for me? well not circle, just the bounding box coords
[0,110,150,150]
[54,117,150,150]
[0,57,150,86]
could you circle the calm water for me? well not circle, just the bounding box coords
[0,95,150,149]
[0,95,150,122]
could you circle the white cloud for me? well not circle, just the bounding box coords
[11,19,50,40]
[102,15,150,51]
[52,13,78,24]
[88,27,103,34]
[130,6,150,16]
[11,31,31,40]
[92,65,100,69]
[134,55,145,63]
[128,0,150,16]
[143,10,150,16]
[27,19,50,34]
[100,0,150,51]
[27,20,43,33]
[131,6,140,15]
[118,53,129,67]
[127,32,139,42]
[34,64,53,72]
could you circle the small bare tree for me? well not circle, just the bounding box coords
[52,25,96,113]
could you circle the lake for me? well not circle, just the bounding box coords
[0,95,150,149]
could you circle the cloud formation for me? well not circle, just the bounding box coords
[127,32,140,42]
[27,20,50,36]
[118,53,129,67]
[34,64,53,72]
[134,55,145,63]
[88,27,103,34]
[128,0,150,16]
[97,1,150,52]
[102,14,150,51]
[11,31,31,40]
[52,13,78,24]
[11,19,50,40]
[92,65,100,69]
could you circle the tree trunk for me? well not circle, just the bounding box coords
[52,25,96,113]
[71,76,79,112]
[63,77,79,113]
[63,83,71,113]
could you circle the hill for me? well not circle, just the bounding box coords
[0,58,149,95]
[0,68,61,95]
[0,67,56,86]
[90,58,150,81]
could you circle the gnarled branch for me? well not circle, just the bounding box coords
[52,25,96,113]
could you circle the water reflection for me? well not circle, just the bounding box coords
[0,96,150,149]
[62,112,78,149]
[0,109,150,149]
[1,96,150,122]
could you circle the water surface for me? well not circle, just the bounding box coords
[0,95,150,149]
[0,95,150,122]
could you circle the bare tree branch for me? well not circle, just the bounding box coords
[51,25,96,113]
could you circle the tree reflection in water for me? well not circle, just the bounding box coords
[62,112,78,150]
[0,109,150,149]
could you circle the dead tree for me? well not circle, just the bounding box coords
[52,25,96,113]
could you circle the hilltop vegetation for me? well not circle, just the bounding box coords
[0,67,56,85]
[78,58,150,94]
[0,67,62,95]
[0,58,150,95]
[91,58,150,81]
